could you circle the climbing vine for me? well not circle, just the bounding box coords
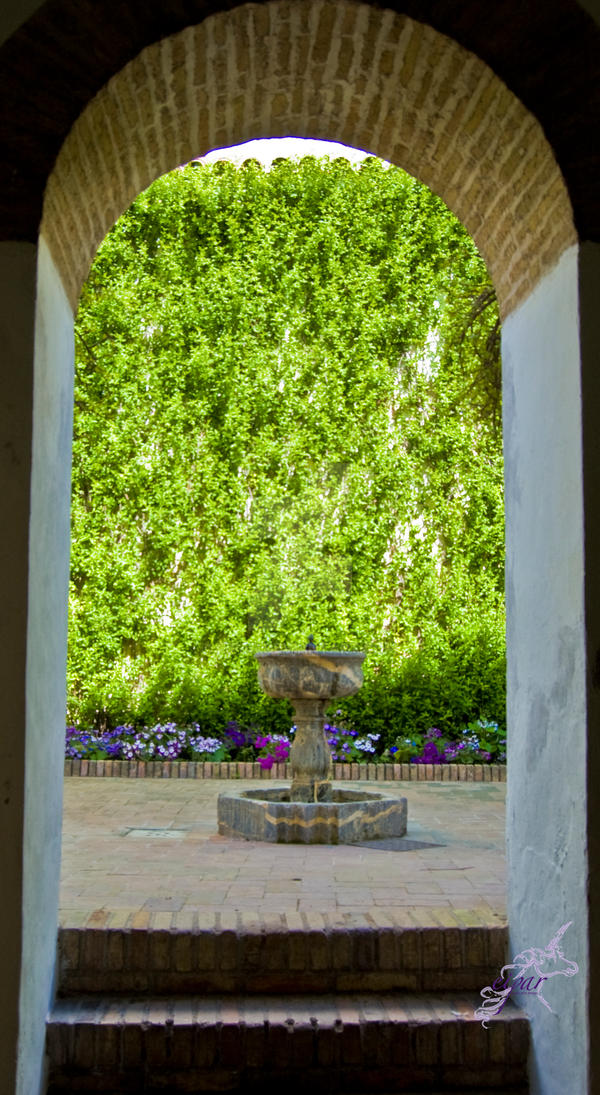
[69,156,505,741]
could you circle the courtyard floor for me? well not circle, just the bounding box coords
[59,778,506,932]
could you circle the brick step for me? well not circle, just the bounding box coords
[46,991,528,1093]
[58,922,507,995]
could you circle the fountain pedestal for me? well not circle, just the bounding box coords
[217,647,408,844]
[288,698,332,802]
[255,649,366,803]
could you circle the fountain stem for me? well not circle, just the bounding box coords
[289,698,332,802]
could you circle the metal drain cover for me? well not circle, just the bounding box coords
[351,837,446,852]
[123,828,188,839]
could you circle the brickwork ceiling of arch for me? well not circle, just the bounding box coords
[0,0,598,243]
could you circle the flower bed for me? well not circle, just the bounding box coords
[65,718,506,773]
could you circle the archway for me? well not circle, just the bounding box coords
[2,3,598,1093]
[42,3,575,316]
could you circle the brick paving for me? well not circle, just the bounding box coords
[60,778,506,930]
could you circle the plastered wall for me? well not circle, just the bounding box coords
[503,246,589,1094]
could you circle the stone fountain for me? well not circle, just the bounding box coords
[217,642,407,844]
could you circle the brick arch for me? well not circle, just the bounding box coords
[41,0,576,316]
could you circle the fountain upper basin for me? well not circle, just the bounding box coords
[255,650,365,700]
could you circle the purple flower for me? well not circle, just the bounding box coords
[443,743,459,760]
[274,741,290,762]
[412,740,446,764]
[226,721,247,747]
[355,737,377,753]
[189,735,222,755]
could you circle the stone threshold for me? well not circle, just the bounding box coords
[64,759,506,781]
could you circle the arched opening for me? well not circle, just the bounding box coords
[65,142,506,754]
[6,3,595,1093]
[41,3,575,316]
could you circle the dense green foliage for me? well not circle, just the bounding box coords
[69,156,505,743]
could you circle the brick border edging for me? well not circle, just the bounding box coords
[64,759,506,781]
